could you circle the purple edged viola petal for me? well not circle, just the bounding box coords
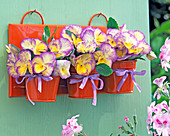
[21,38,36,50]
[76,41,96,53]
[18,50,31,62]
[42,63,54,77]
[8,65,19,78]
[53,60,71,79]
[138,40,151,55]
[133,30,145,41]
[80,26,95,38]
[101,43,117,62]
[7,53,17,63]
[94,28,107,47]
[61,25,83,38]
[41,52,56,65]
[82,29,95,42]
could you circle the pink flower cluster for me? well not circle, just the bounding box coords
[146,101,170,136]
[159,37,170,71]
[62,114,83,136]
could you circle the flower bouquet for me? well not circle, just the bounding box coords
[60,24,116,106]
[101,17,156,94]
[6,26,74,105]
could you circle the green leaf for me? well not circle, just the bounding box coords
[107,17,119,29]
[56,56,63,60]
[150,20,170,39]
[42,26,51,43]
[156,96,169,104]
[127,54,145,61]
[65,30,77,38]
[26,49,34,60]
[154,17,160,28]
[51,27,57,41]
[96,63,113,76]
[95,47,101,51]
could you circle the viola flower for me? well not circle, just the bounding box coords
[62,114,83,136]
[53,60,71,79]
[14,50,33,76]
[32,52,56,77]
[48,38,74,58]
[76,41,96,53]
[81,27,107,47]
[21,38,48,55]
[107,34,117,48]
[75,54,95,76]
[5,44,20,57]
[61,25,83,46]
[93,43,117,67]
[6,53,19,78]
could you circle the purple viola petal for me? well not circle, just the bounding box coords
[119,24,127,32]
[32,63,47,74]
[59,38,74,57]
[61,25,83,37]
[106,28,120,37]
[133,30,145,41]
[21,38,36,50]
[41,52,56,64]
[80,26,95,38]
[48,40,60,51]
[101,43,117,61]
[138,40,151,55]
[18,50,31,62]
[7,53,17,63]
[7,65,19,78]
[82,29,95,42]
[42,63,54,77]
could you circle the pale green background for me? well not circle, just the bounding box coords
[0,0,151,135]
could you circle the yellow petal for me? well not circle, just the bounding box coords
[62,34,73,43]
[76,64,87,75]
[33,63,46,73]
[97,57,112,67]
[32,57,44,65]
[17,66,27,76]
[93,51,104,61]
[124,43,134,49]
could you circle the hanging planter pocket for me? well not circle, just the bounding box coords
[101,60,146,94]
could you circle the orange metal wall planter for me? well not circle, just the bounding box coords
[101,60,137,94]
[67,67,99,99]
[26,76,60,102]
[8,11,107,98]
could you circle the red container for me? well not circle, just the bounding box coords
[26,76,60,102]
[102,60,137,94]
[67,67,99,99]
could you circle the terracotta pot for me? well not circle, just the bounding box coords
[101,60,137,94]
[67,67,99,99]
[26,76,60,102]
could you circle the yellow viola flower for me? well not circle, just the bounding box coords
[75,54,95,76]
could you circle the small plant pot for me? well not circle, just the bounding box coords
[26,76,60,102]
[101,60,137,94]
[67,67,99,99]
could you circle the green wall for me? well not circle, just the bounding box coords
[0,0,151,135]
